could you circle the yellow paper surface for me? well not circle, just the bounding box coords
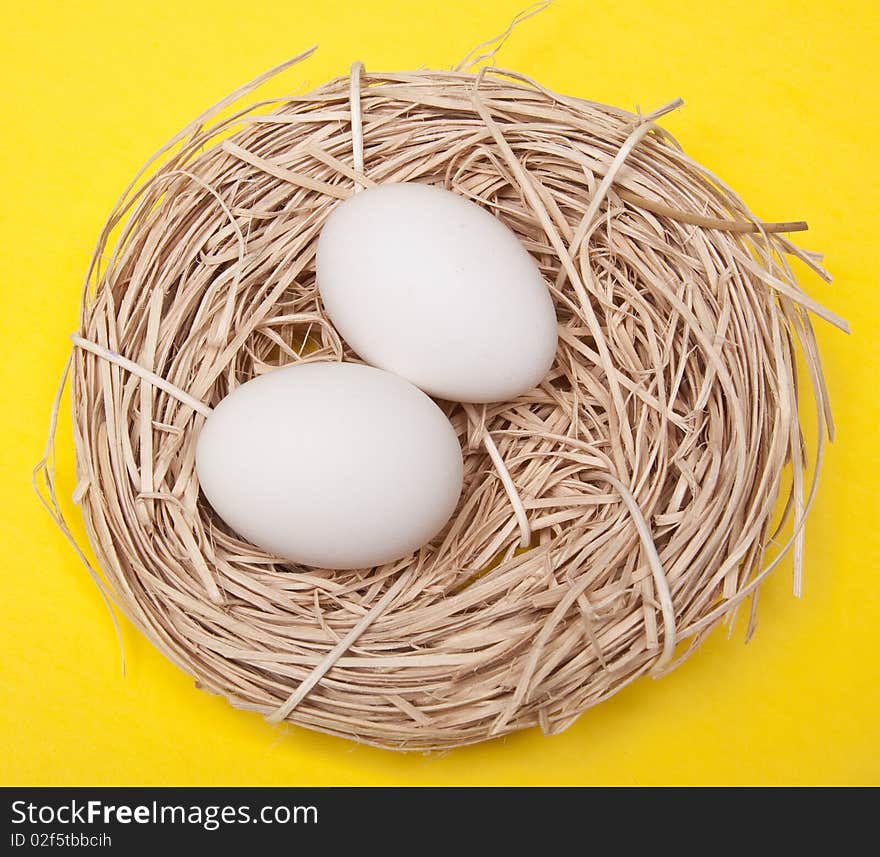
[1,0,877,785]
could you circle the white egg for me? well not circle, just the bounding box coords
[195,362,463,569]
[316,182,558,403]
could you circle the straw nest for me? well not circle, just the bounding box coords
[36,46,846,750]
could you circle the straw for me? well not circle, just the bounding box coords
[34,49,846,750]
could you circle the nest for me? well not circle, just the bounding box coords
[35,45,846,750]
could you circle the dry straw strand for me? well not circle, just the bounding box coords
[34,46,846,750]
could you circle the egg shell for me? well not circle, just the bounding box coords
[316,182,558,403]
[195,361,464,569]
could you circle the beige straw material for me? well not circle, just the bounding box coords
[34,48,847,750]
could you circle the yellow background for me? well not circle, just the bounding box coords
[2,0,877,785]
